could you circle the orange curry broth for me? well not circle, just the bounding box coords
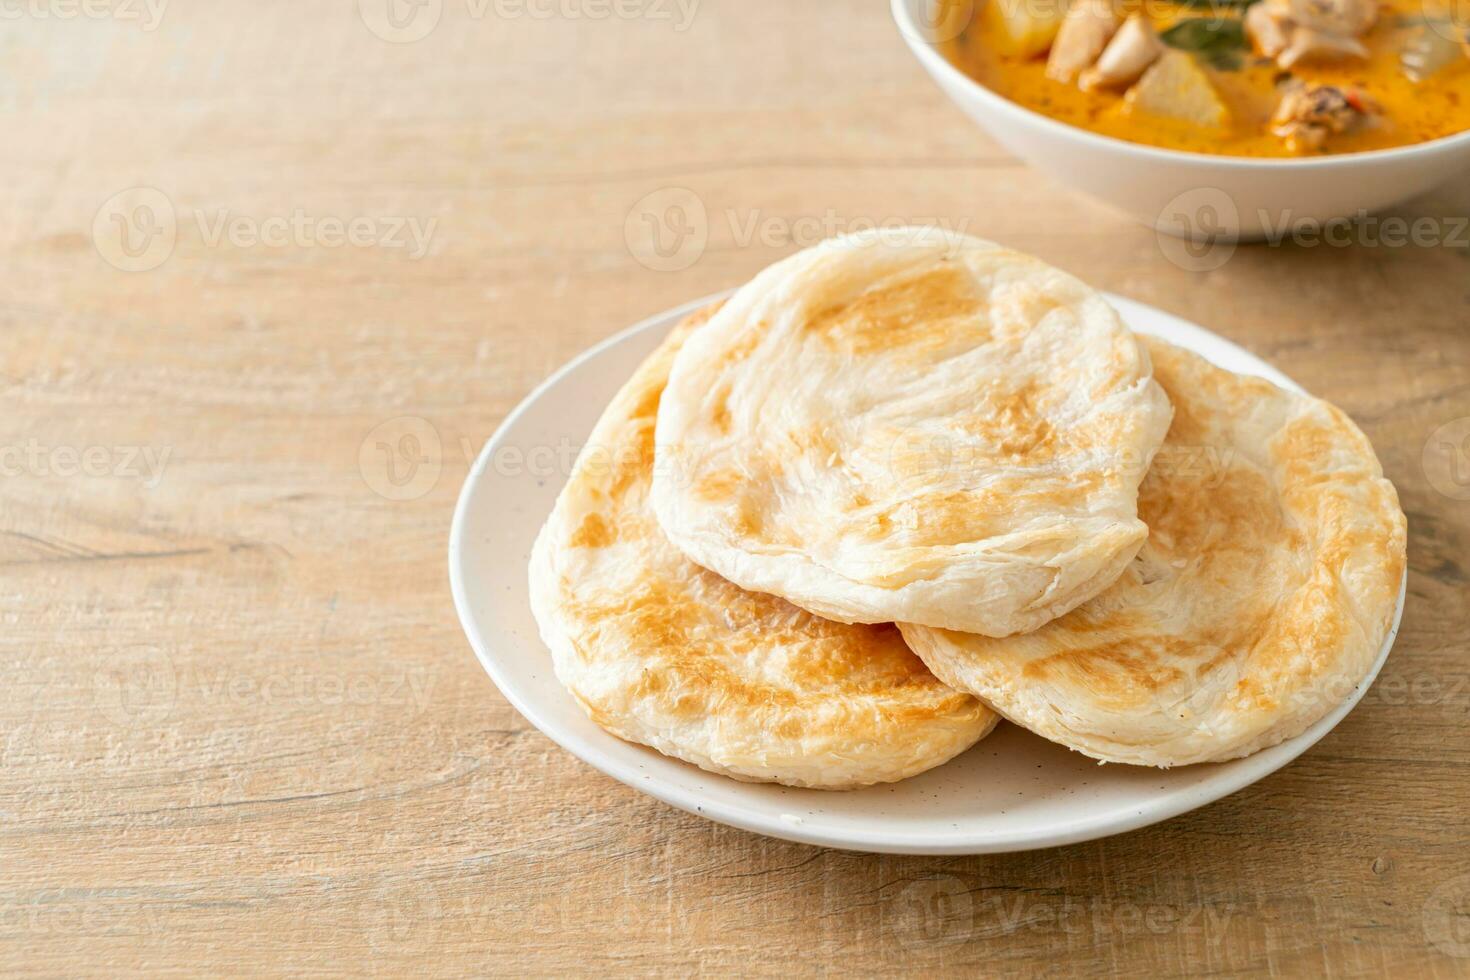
[946,0,1470,156]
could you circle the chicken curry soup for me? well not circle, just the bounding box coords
[945,0,1470,156]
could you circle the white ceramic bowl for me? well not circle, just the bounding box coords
[893,0,1470,239]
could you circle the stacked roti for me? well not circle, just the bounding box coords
[530,229,1406,786]
[901,336,1406,766]
[529,303,998,789]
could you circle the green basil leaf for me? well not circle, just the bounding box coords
[1171,0,1260,8]
[1161,17,1249,70]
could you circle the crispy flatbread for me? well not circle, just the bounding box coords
[651,229,1173,636]
[529,305,997,789]
[901,337,1407,766]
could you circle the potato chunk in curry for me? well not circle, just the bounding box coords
[1124,49,1231,129]
[984,0,1070,58]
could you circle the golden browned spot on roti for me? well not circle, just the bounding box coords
[730,501,766,540]
[689,468,770,541]
[1227,564,1350,707]
[710,392,731,434]
[572,572,972,722]
[860,470,1112,547]
[807,262,986,356]
[1147,345,1212,443]
[693,469,742,504]
[789,424,836,460]
[1140,457,1278,557]
[1022,639,1188,705]
[866,487,1009,545]
[569,513,616,548]
[718,326,764,367]
[1273,411,1368,491]
[955,380,1059,460]
[626,381,663,421]
[1228,675,1275,711]
[607,422,655,499]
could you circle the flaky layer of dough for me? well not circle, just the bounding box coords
[901,337,1407,767]
[528,305,997,789]
[650,229,1172,637]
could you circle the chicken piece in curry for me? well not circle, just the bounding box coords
[945,0,1470,155]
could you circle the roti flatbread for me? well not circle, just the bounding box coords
[650,229,1173,636]
[900,336,1407,767]
[528,305,997,789]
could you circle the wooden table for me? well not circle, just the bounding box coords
[4,2,1468,975]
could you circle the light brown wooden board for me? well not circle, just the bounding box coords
[2,1,1468,976]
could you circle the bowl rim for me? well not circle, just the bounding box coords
[892,0,1470,170]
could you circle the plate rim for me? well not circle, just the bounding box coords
[448,289,1406,855]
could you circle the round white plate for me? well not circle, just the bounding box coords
[449,291,1405,854]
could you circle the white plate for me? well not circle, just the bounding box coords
[449,291,1405,854]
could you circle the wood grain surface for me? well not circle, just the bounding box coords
[3,1,1468,976]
